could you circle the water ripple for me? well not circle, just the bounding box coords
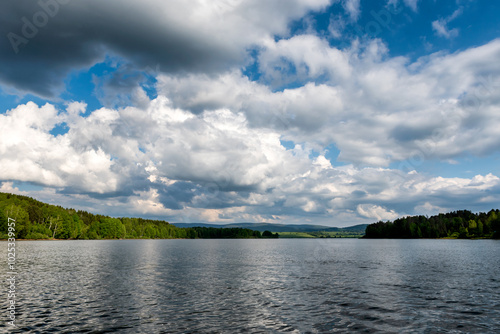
[0,239,499,333]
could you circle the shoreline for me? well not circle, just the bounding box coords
[0,237,278,241]
[1,237,497,241]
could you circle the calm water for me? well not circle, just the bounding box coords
[1,239,499,333]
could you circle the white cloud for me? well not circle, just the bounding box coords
[357,204,399,221]
[0,182,27,196]
[414,202,447,216]
[3,94,500,227]
[343,0,361,22]
[432,7,463,39]
[258,34,352,87]
[0,103,118,193]
[432,20,458,39]
[387,0,419,12]
[404,0,419,12]
[158,37,500,167]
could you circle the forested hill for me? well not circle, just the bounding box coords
[364,210,500,239]
[0,192,277,240]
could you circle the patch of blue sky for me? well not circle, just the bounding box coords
[286,0,500,61]
[1,60,116,118]
[61,61,111,113]
[12,181,45,192]
[242,48,261,82]
[49,122,69,137]
[324,143,348,166]
[0,90,53,114]
[308,149,320,160]
[280,139,346,167]
[0,90,20,114]
[61,55,160,110]
[280,139,295,150]
[141,71,158,101]
[389,153,500,178]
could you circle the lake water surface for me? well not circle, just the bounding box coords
[1,239,499,333]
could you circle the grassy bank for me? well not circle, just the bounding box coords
[278,231,364,238]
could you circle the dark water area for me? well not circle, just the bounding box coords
[1,239,499,333]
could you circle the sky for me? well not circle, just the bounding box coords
[1,0,500,227]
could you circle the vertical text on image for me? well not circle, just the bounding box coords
[6,218,16,327]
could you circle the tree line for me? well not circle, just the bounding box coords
[364,209,500,239]
[0,193,278,240]
[191,227,278,238]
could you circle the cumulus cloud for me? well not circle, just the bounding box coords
[2,96,500,226]
[258,34,352,88]
[0,102,119,193]
[357,204,399,221]
[157,37,500,166]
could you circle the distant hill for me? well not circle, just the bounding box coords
[172,222,368,233]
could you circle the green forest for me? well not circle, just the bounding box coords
[0,192,278,240]
[364,209,500,239]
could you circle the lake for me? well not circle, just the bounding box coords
[1,239,499,333]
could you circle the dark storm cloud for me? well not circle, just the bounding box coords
[0,0,243,97]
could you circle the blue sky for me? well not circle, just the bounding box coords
[1,0,500,226]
